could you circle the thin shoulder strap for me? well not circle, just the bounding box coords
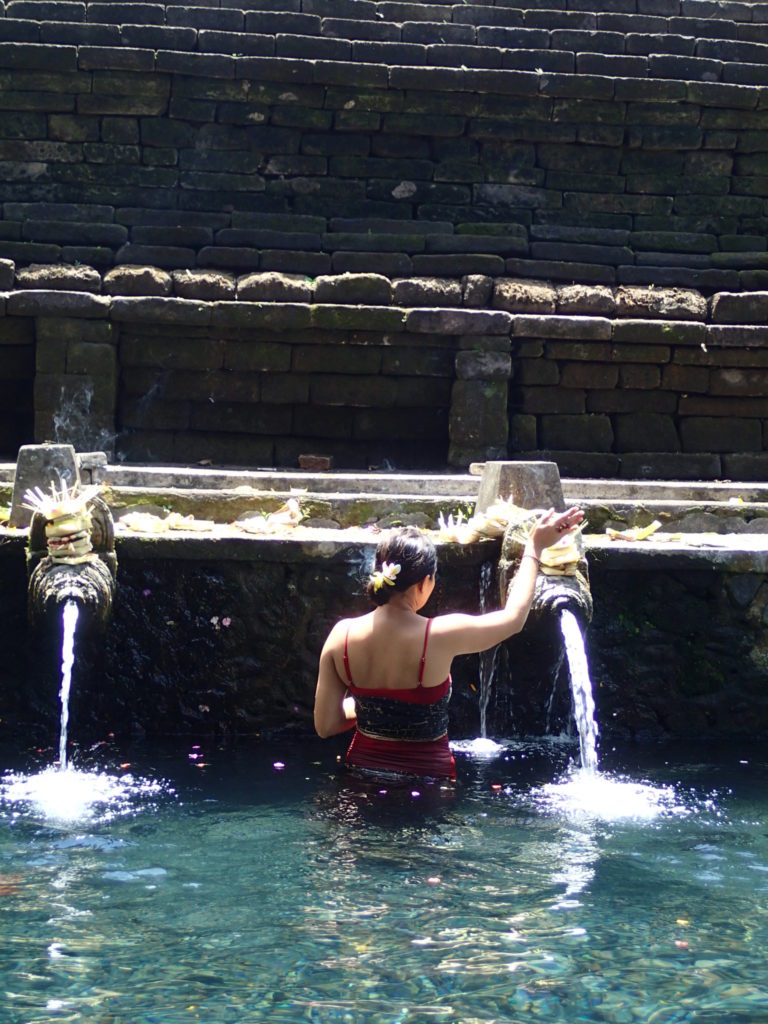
[343,626,354,685]
[418,618,432,685]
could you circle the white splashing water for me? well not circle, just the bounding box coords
[559,608,599,773]
[1,767,171,824]
[59,601,79,771]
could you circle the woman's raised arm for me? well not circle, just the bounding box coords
[431,507,584,657]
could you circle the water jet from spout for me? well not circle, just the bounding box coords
[559,608,599,773]
[58,600,79,771]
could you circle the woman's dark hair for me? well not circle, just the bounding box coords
[366,526,438,606]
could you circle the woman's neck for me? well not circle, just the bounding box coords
[379,594,421,615]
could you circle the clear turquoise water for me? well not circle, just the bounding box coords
[2,737,768,1024]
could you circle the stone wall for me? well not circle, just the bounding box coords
[4,262,768,477]
[1,2,768,288]
[2,533,768,745]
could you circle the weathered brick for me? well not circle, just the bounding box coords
[210,303,312,332]
[34,371,114,415]
[7,289,109,317]
[680,416,761,452]
[332,252,413,276]
[309,374,409,408]
[172,270,235,300]
[293,344,381,374]
[66,339,116,376]
[587,388,677,413]
[540,414,613,451]
[709,366,768,396]
[660,363,710,392]
[614,286,707,320]
[618,364,661,388]
[455,350,511,380]
[612,319,706,345]
[614,413,681,451]
[258,373,308,405]
[560,362,619,388]
[120,397,190,431]
[449,379,508,447]
[15,263,101,291]
[102,265,170,296]
[311,305,405,332]
[78,45,155,71]
[512,314,612,340]
[710,290,768,323]
[219,341,291,373]
[236,272,312,302]
[293,403,352,439]
[707,325,768,347]
[392,277,462,307]
[116,240,193,267]
[314,273,392,305]
[36,316,113,345]
[36,335,67,373]
[110,296,212,327]
[353,407,447,442]
[509,413,537,450]
[381,346,455,377]
[556,284,616,315]
[680,394,768,416]
[511,386,586,413]
[515,357,560,385]
[611,342,671,363]
[119,332,224,370]
[0,41,77,70]
[77,93,168,117]
[190,400,292,434]
[405,308,511,335]
[412,255,506,277]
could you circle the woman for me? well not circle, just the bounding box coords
[314,507,584,780]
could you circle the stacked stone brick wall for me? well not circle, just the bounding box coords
[4,261,768,478]
[501,278,768,479]
[0,261,34,456]
[2,1,768,287]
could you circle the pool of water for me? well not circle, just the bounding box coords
[1,736,768,1024]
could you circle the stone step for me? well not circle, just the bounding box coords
[7,24,768,84]
[4,0,767,45]
[7,463,768,535]
[5,0,768,84]
[6,18,768,85]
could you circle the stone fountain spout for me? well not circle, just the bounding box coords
[468,461,594,738]
[26,492,117,630]
[497,511,593,628]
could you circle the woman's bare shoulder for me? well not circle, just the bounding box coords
[324,612,373,650]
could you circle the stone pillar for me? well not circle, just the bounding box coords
[34,314,118,457]
[448,334,511,468]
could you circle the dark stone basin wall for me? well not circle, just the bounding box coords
[2,535,768,748]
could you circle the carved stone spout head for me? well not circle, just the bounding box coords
[26,494,117,629]
[27,557,116,627]
[498,510,593,628]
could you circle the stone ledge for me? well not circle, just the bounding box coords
[2,263,768,329]
[0,35,766,95]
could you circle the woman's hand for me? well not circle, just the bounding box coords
[528,507,584,556]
